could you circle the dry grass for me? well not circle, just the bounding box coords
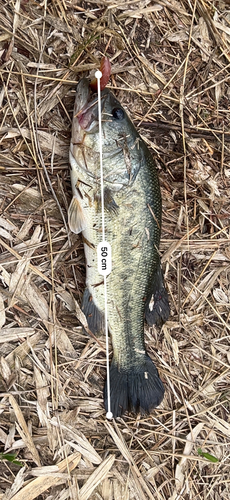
[0,0,230,498]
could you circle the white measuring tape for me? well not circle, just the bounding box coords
[95,70,113,420]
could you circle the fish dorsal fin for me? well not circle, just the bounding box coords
[68,195,88,234]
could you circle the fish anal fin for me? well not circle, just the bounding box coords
[68,195,87,234]
[81,288,104,335]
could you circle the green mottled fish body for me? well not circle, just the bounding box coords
[69,79,169,417]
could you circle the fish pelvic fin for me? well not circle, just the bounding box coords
[81,288,104,335]
[68,195,88,234]
[145,263,170,327]
[104,355,164,418]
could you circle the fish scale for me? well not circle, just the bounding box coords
[69,78,170,417]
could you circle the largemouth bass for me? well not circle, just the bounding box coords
[69,78,170,417]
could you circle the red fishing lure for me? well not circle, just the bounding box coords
[90,56,111,92]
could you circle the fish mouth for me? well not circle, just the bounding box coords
[73,78,109,138]
[77,100,99,132]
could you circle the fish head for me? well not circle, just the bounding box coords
[70,78,141,188]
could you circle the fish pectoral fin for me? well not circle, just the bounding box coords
[68,195,88,234]
[104,355,164,418]
[145,261,170,327]
[81,288,104,335]
[104,187,119,214]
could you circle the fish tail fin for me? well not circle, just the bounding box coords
[145,262,170,327]
[104,355,164,418]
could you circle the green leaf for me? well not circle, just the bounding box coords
[197,448,219,463]
[0,452,23,467]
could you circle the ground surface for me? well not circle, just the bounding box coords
[0,1,230,499]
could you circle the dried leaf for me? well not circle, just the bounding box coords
[0,292,6,328]
[174,423,204,492]
[79,455,115,500]
[213,288,229,304]
[9,452,81,500]
[8,395,41,466]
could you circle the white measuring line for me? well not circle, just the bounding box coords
[95,70,113,420]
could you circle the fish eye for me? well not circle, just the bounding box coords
[112,107,124,120]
